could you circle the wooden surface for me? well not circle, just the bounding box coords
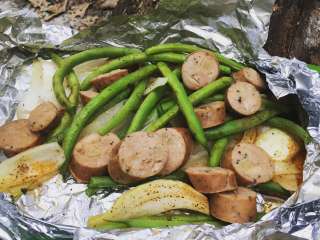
[264,0,320,65]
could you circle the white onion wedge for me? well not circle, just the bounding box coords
[16,59,61,119]
[0,142,65,197]
[87,179,209,227]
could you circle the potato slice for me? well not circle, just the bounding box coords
[273,150,305,191]
[87,179,209,227]
[255,128,300,162]
[0,142,65,197]
[273,174,302,192]
[273,160,301,175]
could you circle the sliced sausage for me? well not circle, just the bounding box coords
[80,90,98,105]
[185,166,237,193]
[210,187,257,223]
[226,81,261,116]
[118,131,168,179]
[156,128,193,176]
[91,69,129,91]
[108,145,141,184]
[231,143,274,185]
[232,67,265,91]
[0,119,43,156]
[195,101,225,128]
[70,133,120,183]
[28,101,63,133]
[182,50,219,90]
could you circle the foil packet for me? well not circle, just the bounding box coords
[1,0,320,239]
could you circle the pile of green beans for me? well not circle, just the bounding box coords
[61,65,158,176]
[145,77,233,132]
[48,42,311,203]
[157,62,208,148]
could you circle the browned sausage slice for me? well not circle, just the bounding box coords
[231,143,273,185]
[210,187,257,223]
[108,145,141,184]
[70,133,120,183]
[156,128,193,176]
[118,131,168,179]
[182,50,219,90]
[28,101,62,133]
[195,101,225,128]
[80,90,98,105]
[232,67,265,91]
[91,69,129,91]
[226,81,261,116]
[185,166,237,193]
[0,119,43,156]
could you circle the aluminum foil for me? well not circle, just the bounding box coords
[1,0,320,239]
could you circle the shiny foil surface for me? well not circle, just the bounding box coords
[1,0,320,239]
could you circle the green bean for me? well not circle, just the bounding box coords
[219,65,232,75]
[99,79,148,135]
[308,64,320,73]
[145,43,245,71]
[157,62,208,148]
[266,117,312,144]
[47,53,80,143]
[88,176,120,189]
[80,52,148,91]
[53,47,140,110]
[188,77,232,105]
[94,221,128,231]
[117,123,131,139]
[156,98,176,115]
[146,43,201,55]
[94,214,222,230]
[253,181,291,199]
[145,77,233,132]
[85,187,101,197]
[50,52,80,107]
[205,109,281,140]
[200,94,225,104]
[147,53,186,63]
[127,87,166,134]
[209,137,229,167]
[61,65,158,176]
[159,94,225,114]
[119,214,219,228]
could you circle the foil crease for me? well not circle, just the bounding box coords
[1,0,320,240]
